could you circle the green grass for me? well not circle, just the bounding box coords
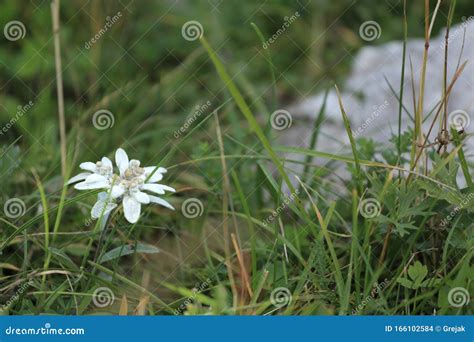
[0,0,473,316]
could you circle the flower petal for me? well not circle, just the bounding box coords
[91,198,117,219]
[148,195,174,210]
[133,190,150,204]
[97,191,109,201]
[67,172,91,185]
[141,183,176,195]
[101,156,113,169]
[123,195,141,223]
[111,185,125,198]
[74,180,109,190]
[80,162,97,172]
[144,167,166,182]
[116,148,129,176]
[75,174,109,190]
[145,166,167,174]
[148,173,163,183]
[85,173,108,184]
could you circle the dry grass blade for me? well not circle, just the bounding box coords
[231,233,253,301]
[119,294,128,315]
[409,60,468,175]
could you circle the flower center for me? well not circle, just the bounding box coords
[95,161,112,176]
[123,160,145,180]
[120,162,145,194]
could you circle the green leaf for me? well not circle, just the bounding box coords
[393,221,419,237]
[98,243,161,264]
[417,179,464,207]
[421,278,441,287]
[407,261,428,288]
[397,277,414,289]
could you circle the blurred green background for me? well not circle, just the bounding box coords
[1,0,473,185]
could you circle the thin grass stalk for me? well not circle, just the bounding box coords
[51,0,67,178]
[303,88,328,186]
[214,112,239,309]
[413,0,431,172]
[398,0,407,164]
[335,85,363,194]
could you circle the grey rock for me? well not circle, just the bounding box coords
[279,20,474,188]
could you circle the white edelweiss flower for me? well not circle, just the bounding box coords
[70,148,175,224]
[67,156,114,190]
[113,148,175,224]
